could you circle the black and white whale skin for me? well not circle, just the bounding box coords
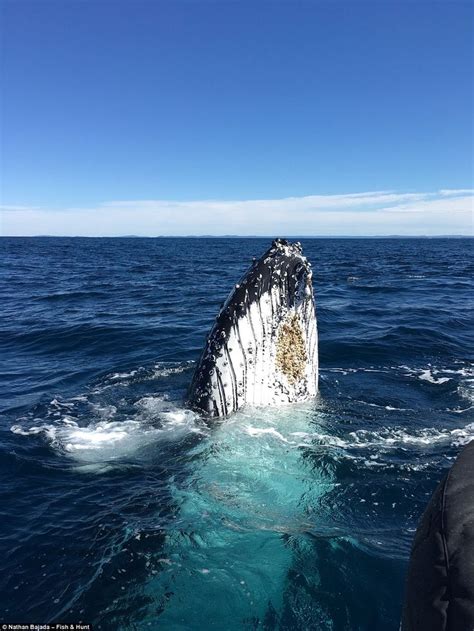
[188,239,318,417]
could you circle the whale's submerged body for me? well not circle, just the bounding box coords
[188,239,318,417]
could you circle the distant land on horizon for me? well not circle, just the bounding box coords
[2,234,473,240]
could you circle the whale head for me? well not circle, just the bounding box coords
[188,239,318,417]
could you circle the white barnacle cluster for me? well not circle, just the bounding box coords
[189,240,318,417]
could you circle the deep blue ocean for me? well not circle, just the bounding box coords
[1,237,473,630]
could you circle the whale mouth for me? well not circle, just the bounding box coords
[188,239,318,417]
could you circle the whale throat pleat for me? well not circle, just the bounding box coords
[188,239,318,417]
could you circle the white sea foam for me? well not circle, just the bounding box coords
[93,404,118,419]
[236,417,474,454]
[296,423,474,451]
[107,362,194,383]
[459,380,474,405]
[9,359,201,467]
[11,395,202,463]
[151,362,194,378]
[449,405,474,414]
[408,364,474,407]
[50,398,75,409]
[11,417,153,458]
[134,395,170,414]
[354,400,409,411]
[92,361,195,394]
[400,364,474,387]
[323,363,473,387]
[438,367,474,377]
[244,426,290,443]
[203,397,474,456]
[418,369,451,384]
[109,370,138,380]
[11,358,474,471]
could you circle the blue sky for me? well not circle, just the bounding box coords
[1,1,473,235]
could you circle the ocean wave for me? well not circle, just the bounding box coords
[235,412,474,456]
[102,361,194,385]
[418,370,451,384]
[295,423,474,451]
[323,362,473,387]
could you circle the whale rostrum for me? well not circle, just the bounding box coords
[188,239,318,417]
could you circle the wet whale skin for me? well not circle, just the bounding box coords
[188,239,318,417]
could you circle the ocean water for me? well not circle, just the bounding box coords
[0,236,473,630]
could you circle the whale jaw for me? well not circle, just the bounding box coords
[188,239,318,418]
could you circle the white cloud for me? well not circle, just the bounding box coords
[380,195,474,214]
[438,189,474,196]
[1,204,41,212]
[1,189,473,236]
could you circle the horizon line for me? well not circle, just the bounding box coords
[1,234,472,239]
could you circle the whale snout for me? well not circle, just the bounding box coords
[188,239,319,418]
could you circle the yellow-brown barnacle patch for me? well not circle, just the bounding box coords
[275,313,307,383]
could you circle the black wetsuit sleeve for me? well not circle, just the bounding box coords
[401,440,474,631]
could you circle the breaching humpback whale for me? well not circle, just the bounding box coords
[188,239,318,417]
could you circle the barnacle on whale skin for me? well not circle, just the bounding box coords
[275,313,307,384]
